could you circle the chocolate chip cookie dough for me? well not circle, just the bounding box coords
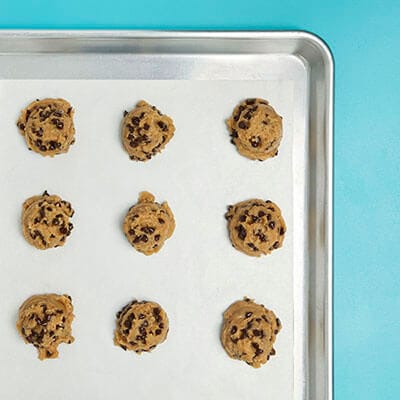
[227,98,282,161]
[225,198,286,257]
[114,299,169,354]
[123,191,175,255]
[16,294,74,360]
[17,98,75,156]
[122,100,175,161]
[22,191,74,250]
[221,298,281,368]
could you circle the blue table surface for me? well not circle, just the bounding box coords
[1,1,399,399]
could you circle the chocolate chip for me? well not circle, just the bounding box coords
[120,345,127,351]
[154,234,160,241]
[251,215,258,223]
[157,121,168,131]
[131,117,140,126]
[253,329,261,336]
[159,323,164,329]
[258,211,265,217]
[245,312,253,318]
[141,227,155,234]
[239,215,246,222]
[280,227,285,235]
[270,348,276,355]
[238,121,248,130]
[243,111,252,120]
[139,326,146,335]
[262,120,268,125]
[133,235,142,243]
[230,326,237,335]
[236,224,247,240]
[247,243,259,251]
[246,99,256,105]
[40,145,47,152]
[269,221,276,229]
[231,338,239,344]
[239,329,248,339]
[274,329,278,334]
[141,235,148,243]
[257,233,267,242]
[46,350,52,357]
[255,348,264,356]
[59,226,68,234]
[231,129,238,138]
[267,213,272,221]
[251,342,259,349]
[273,241,279,249]
[123,110,128,117]
[143,123,150,130]
[250,136,261,148]
[56,122,64,129]
[155,329,162,335]
[138,313,145,319]
[17,122,25,130]
[158,218,165,224]
[276,318,281,327]
[124,319,132,329]
[49,140,58,150]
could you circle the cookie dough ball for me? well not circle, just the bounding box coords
[227,98,282,161]
[17,98,75,157]
[16,294,74,360]
[123,191,175,255]
[22,191,74,250]
[122,100,175,161]
[114,300,169,354]
[221,298,281,368]
[225,198,286,257]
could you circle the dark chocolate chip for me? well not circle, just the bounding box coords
[131,117,140,126]
[280,227,285,235]
[239,215,246,222]
[154,234,160,241]
[245,312,253,318]
[258,211,266,217]
[236,224,247,240]
[246,99,256,105]
[230,326,237,335]
[138,314,145,319]
[253,329,261,337]
[155,329,162,335]
[158,218,165,224]
[269,221,276,229]
[273,241,279,249]
[143,123,150,130]
[238,121,248,130]
[123,110,128,117]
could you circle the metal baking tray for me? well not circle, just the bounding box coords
[0,31,333,400]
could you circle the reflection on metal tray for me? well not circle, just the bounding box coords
[0,31,332,400]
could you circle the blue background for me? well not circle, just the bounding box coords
[1,0,399,398]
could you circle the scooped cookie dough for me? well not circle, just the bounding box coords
[227,98,282,161]
[225,198,286,257]
[16,293,74,360]
[22,191,74,250]
[114,299,169,354]
[17,98,75,156]
[123,191,175,255]
[221,298,281,368]
[122,100,175,161]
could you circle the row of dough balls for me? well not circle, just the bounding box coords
[16,294,281,368]
[17,98,283,161]
[22,191,286,257]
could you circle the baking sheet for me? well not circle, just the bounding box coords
[0,78,305,400]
